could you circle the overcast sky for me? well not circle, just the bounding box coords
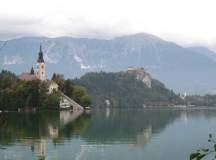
[0,0,216,46]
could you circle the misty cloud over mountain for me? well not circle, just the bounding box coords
[1,33,216,94]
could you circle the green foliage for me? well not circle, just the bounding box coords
[63,83,91,107]
[80,95,91,107]
[0,70,60,111]
[0,70,17,89]
[186,95,216,107]
[73,71,183,108]
[62,79,74,97]
[73,85,86,102]
[72,85,91,107]
[52,73,91,107]
[52,73,64,90]
[190,134,216,160]
[43,91,61,109]
[0,70,91,110]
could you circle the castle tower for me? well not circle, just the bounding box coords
[36,45,46,81]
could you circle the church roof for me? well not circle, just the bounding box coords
[37,45,44,63]
[19,72,38,81]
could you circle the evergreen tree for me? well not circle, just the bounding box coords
[30,67,34,75]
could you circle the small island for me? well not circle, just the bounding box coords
[0,46,91,112]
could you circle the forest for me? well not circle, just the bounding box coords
[0,70,90,111]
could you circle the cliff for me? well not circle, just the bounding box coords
[73,68,183,108]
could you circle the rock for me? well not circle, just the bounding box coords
[127,67,152,88]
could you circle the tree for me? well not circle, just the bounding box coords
[62,79,74,97]
[190,134,216,160]
[52,73,64,90]
[43,91,60,109]
[30,67,34,75]
[0,70,91,110]
[80,95,91,107]
[72,85,86,103]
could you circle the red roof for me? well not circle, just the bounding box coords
[19,72,38,81]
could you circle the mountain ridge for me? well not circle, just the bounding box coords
[1,33,216,94]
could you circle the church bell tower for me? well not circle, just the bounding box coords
[36,45,46,81]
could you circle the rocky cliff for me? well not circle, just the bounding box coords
[126,67,151,88]
[73,69,183,108]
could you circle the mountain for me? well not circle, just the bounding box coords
[73,68,183,108]
[187,46,216,62]
[1,33,216,94]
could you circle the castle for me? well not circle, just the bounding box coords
[19,45,58,94]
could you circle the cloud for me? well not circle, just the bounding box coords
[0,0,216,46]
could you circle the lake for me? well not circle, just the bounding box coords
[0,108,216,160]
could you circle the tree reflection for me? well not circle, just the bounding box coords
[1,108,216,159]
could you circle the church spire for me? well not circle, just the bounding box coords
[37,44,44,63]
[30,66,34,75]
[40,44,42,52]
[36,45,46,81]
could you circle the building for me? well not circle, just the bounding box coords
[36,45,46,81]
[19,72,38,81]
[47,80,59,94]
[17,45,84,110]
[127,66,145,72]
[18,45,58,94]
[127,66,151,88]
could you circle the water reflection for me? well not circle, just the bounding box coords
[1,108,216,160]
[0,110,91,160]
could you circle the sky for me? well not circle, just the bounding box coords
[0,0,216,47]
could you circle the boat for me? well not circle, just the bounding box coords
[84,106,91,114]
[85,106,91,110]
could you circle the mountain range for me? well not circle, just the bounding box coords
[1,33,216,94]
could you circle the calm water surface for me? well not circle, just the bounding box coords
[0,108,216,160]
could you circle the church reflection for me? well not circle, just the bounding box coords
[1,108,216,159]
[0,110,90,160]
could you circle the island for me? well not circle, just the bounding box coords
[0,46,91,111]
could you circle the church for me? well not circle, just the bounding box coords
[18,45,84,110]
[19,45,59,94]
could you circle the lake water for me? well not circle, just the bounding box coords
[0,108,216,160]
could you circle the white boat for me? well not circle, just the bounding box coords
[85,106,91,110]
[174,105,187,108]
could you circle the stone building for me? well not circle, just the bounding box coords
[36,45,46,81]
[19,45,58,94]
[47,80,59,94]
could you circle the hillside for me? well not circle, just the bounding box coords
[73,68,183,108]
[1,33,216,94]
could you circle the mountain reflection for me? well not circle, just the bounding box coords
[1,108,216,160]
[81,109,181,145]
[80,108,216,146]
